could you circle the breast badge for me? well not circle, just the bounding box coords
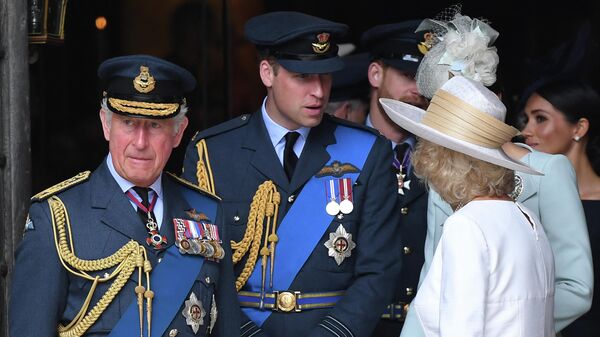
[209,294,217,334]
[182,292,205,334]
[324,224,356,265]
[316,160,359,178]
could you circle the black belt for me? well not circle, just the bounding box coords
[381,302,409,321]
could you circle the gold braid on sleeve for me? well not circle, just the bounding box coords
[230,181,280,291]
[48,196,151,337]
[195,140,216,195]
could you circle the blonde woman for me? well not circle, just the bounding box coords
[381,76,555,337]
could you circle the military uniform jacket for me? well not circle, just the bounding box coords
[9,161,240,337]
[394,164,427,306]
[182,112,402,337]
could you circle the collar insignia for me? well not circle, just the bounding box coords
[316,160,360,178]
[312,32,331,54]
[133,65,156,93]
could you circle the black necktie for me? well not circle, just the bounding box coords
[132,186,156,226]
[283,132,300,180]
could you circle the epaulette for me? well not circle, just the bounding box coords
[31,171,91,202]
[191,114,252,143]
[166,172,222,201]
[325,114,381,136]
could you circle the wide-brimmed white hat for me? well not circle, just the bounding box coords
[380,76,542,175]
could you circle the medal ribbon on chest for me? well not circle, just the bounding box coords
[173,216,224,261]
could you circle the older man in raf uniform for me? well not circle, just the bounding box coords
[9,55,239,337]
[360,21,430,337]
[181,11,401,337]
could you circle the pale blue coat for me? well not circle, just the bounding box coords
[400,147,593,337]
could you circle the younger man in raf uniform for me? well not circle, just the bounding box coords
[181,11,401,337]
[360,21,431,337]
[9,55,239,337]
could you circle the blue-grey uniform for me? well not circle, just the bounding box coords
[9,55,240,337]
[361,21,430,337]
[181,12,402,337]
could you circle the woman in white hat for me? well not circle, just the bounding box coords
[380,75,555,337]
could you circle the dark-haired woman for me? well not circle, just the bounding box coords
[522,79,600,336]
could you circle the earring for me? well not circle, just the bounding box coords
[574,136,581,142]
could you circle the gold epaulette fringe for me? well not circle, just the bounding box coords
[49,196,152,337]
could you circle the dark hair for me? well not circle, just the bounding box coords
[535,80,600,174]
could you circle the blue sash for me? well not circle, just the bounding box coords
[242,126,376,326]
[110,187,217,337]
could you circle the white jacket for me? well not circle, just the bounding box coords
[413,200,555,337]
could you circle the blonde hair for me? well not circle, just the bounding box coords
[412,139,514,209]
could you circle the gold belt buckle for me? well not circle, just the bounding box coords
[274,291,301,312]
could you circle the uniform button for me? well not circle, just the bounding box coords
[337,214,344,220]
[288,195,295,203]
[406,287,414,296]
[233,215,240,222]
[205,276,211,284]
[241,115,248,121]
[400,207,409,215]
[169,328,178,336]
[158,258,162,263]
[403,246,412,255]
[103,272,110,278]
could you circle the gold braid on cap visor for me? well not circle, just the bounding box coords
[108,97,179,117]
[422,90,518,148]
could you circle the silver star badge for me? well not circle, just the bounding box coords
[209,294,217,334]
[182,292,205,334]
[324,224,356,265]
[397,173,411,195]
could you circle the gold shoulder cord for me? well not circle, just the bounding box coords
[196,140,282,292]
[230,181,280,292]
[195,140,216,195]
[48,196,153,337]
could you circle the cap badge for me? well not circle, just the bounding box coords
[418,32,435,55]
[312,32,331,54]
[133,65,156,93]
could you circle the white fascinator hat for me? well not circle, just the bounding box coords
[380,76,542,175]
[415,5,500,99]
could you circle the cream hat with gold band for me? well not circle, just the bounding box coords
[380,76,542,175]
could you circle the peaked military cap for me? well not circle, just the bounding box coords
[361,20,431,74]
[98,54,196,119]
[330,52,370,102]
[245,11,348,74]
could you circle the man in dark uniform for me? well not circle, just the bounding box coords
[9,55,239,337]
[181,11,401,337]
[324,52,370,124]
[360,21,431,337]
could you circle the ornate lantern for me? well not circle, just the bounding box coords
[28,0,69,44]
